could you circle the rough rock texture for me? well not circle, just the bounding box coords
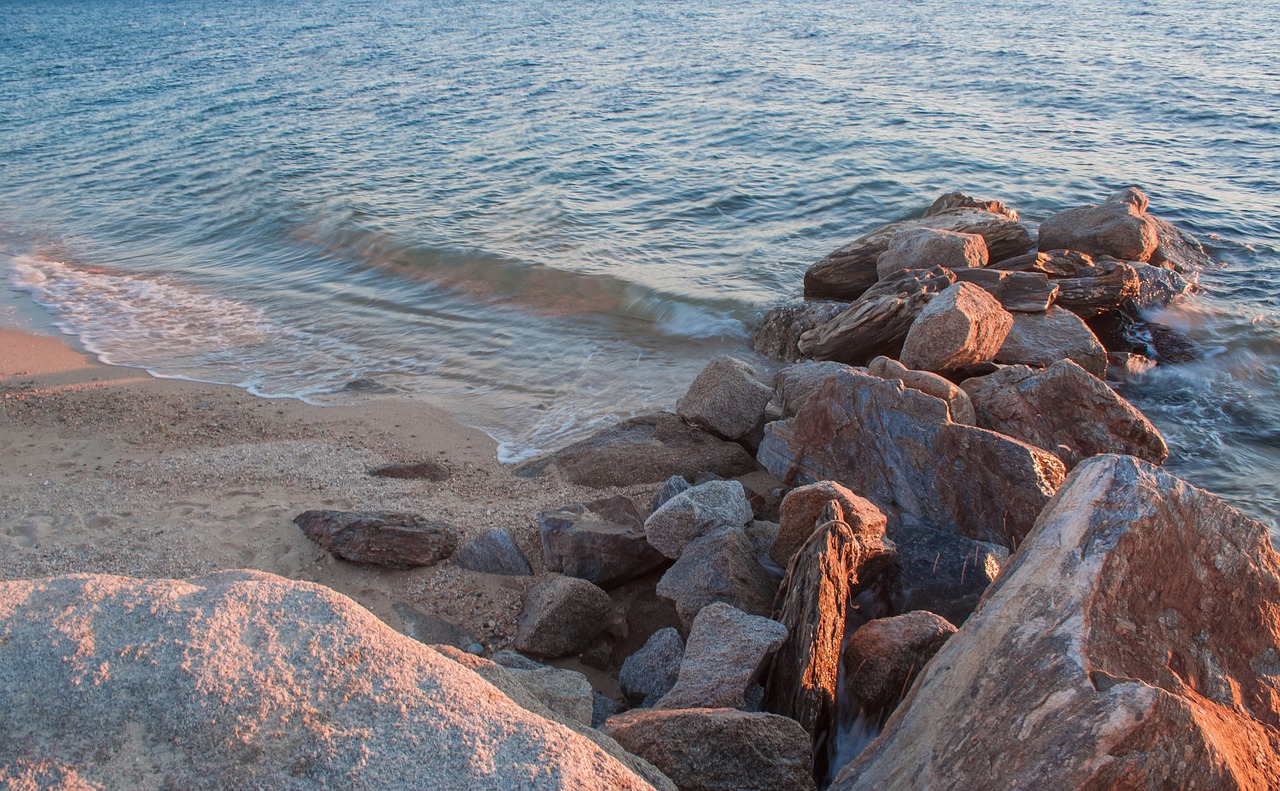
[1130,260,1195,310]
[656,602,787,710]
[676,356,774,441]
[452,526,533,576]
[994,305,1108,378]
[651,475,692,512]
[0,571,665,791]
[867,356,976,425]
[752,301,846,362]
[889,524,1007,626]
[644,480,754,560]
[656,528,777,632]
[874,227,988,279]
[769,481,887,569]
[899,282,1014,375]
[774,361,857,419]
[961,360,1168,469]
[604,708,817,791]
[1037,190,1159,262]
[393,603,479,649]
[833,455,1280,791]
[949,268,1059,312]
[924,192,1019,220]
[293,510,458,569]
[514,575,613,658]
[540,496,667,589]
[593,694,623,728]
[514,413,757,488]
[757,368,1065,549]
[1053,260,1141,318]
[1149,214,1212,272]
[988,248,1096,278]
[367,459,450,481]
[620,628,686,707]
[506,666,596,727]
[839,611,956,725]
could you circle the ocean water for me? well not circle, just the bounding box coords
[1,0,1277,530]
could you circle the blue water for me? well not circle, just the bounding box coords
[1,0,1277,528]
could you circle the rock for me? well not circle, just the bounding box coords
[961,360,1168,469]
[805,203,1032,301]
[604,708,817,791]
[1036,189,1159,262]
[656,528,778,632]
[367,459,450,481]
[994,305,1108,378]
[514,413,757,488]
[540,496,667,589]
[644,480,754,560]
[651,475,692,512]
[1107,351,1156,381]
[293,510,458,569]
[832,455,1280,791]
[1051,259,1141,318]
[593,693,623,728]
[757,368,1065,549]
[774,360,857,419]
[676,356,773,442]
[392,603,478,649]
[752,300,847,362]
[745,519,781,562]
[492,649,547,670]
[1149,214,1212,272]
[453,526,533,576]
[0,570,666,791]
[1130,260,1194,310]
[899,282,1014,375]
[769,481,887,569]
[924,192,1019,220]
[506,666,596,727]
[514,575,613,658]
[874,227,988,280]
[867,356,976,425]
[987,248,1096,278]
[889,523,1007,625]
[839,611,956,726]
[620,628,686,707]
[656,603,787,710]
[949,268,1059,312]
[797,266,956,364]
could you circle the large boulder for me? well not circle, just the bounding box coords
[875,227,988,279]
[1053,259,1141,318]
[293,510,458,569]
[757,368,1065,549]
[604,708,817,791]
[1149,214,1212,272]
[769,481,887,569]
[839,611,956,726]
[655,528,778,632]
[889,524,1007,626]
[540,496,668,589]
[676,356,773,442]
[0,571,665,791]
[514,575,613,658]
[644,480,754,560]
[656,602,787,710]
[506,665,596,727]
[773,361,857,419]
[867,356,976,425]
[833,455,1280,790]
[961,360,1168,469]
[620,628,685,707]
[948,268,1059,313]
[899,282,1014,375]
[453,526,533,576]
[994,305,1108,378]
[752,300,847,362]
[1037,188,1160,262]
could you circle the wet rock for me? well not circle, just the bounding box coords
[540,496,667,589]
[506,665,595,727]
[867,356,976,425]
[1130,260,1194,310]
[620,627,686,707]
[651,475,692,512]
[644,479,754,560]
[676,356,774,442]
[1149,214,1212,272]
[1052,259,1141,318]
[757,367,1065,549]
[656,528,778,632]
[604,708,817,791]
[994,305,1108,378]
[925,192,1020,220]
[949,268,1059,312]
[453,526,533,576]
[961,360,1168,469]
[367,459,450,481]
[875,227,988,280]
[889,524,1007,626]
[832,455,1280,791]
[1037,188,1160,262]
[656,602,787,711]
[773,360,856,419]
[839,611,956,727]
[514,413,757,488]
[514,575,613,658]
[899,282,1014,375]
[1106,351,1157,381]
[752,300,847,362]
[294,510,457,569]
[769,481,887,569]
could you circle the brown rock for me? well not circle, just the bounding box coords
[899,282,1014,375]
[752,301,847,362]
[839,611,956,725]
[1053,260,1141,318]
[293,510,457,569]
[995,305,1108,377]
[1037,189,1160,262]
[949,268,1059,312]
[515,575,613,658]
[769,481,887,569]
[875,227,988,280]
[833,454,1280,791]
[539,496,668,589]
[867,356,977,425]
[676,356,773,442]
[1149,214,1212,272]
[987,248,1096,278]
[924,192,1019,221]
[655,602,787,711]
[773,361,857,419]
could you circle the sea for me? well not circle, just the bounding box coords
[1,0,1277,533]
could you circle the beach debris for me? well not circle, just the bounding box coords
[293,509,457,568]
[453,526,533,576]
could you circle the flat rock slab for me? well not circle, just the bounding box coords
[294,510,457,568]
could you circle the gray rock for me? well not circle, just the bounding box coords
[392,603,477,649]
[889,523,1008,626]
[994,305,1108,378]
[507,666,595,727]
[874,227,988,280]
[677,356,774,442]
[540,496,667,589]
[753,300,847,362]
[1037,189,1159,262]
[620,627,686,707]
[867,356,977,425]
[899,282,1014,375]
[656,603,787,710]
[514,575,613,658]
[294,510,458,569]
[651,475,692,512]
[644,480,754,560]
[453,527,533,576]
[839,611,956,725]
[656,528,778,632]
[491,649,546,670]
[773,361,856,419]
[593,693,624,728]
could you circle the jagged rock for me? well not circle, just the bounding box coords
[924,192,1019,220]
[889,524,1007,626]
[677,356,773,442]
[994,305,1108,378]
[294,510,457,569]
[805,203,1032,301]
[752,301,847,362]
[656,603,787,711]
[1130,260,1194,310]
[644,480,754,560]
[392,603,478,649]
[0,570,666,791]
[1052,259,1141,318]
[651,475,692,512]
[514,413,757,488]
[453,526,533,576]
[769,481,887,569]
[987,248,1095,278]
[961,360,1168,469]
[867,356,976,425]
[875,227,988,280]
[832,455,1280,791]
[949,268,1059,312]
[774,361,856,419]
[604,708,817,791]
[593,693,623,728]
[758,368,1065,549]
[1149,214,1212,272]
[515,576,613,658]
[656,528,778,632]
[839,611,956,727]
[540,496,667,589]
[506,666,596,727]
[899,282,1014,375]
[367,459,450,481]
[620,628,686,707]
[1037,188,1160,262]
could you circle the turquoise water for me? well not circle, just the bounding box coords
[1,0,1277,528]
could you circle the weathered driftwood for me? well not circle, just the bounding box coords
[950,268,1059,312]
[1052,261,1140,318]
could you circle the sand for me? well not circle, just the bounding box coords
[0,326,655,657]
